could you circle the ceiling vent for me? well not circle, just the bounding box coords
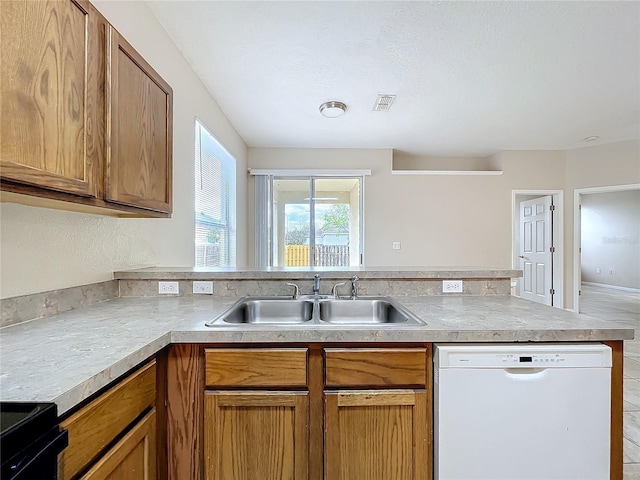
[373,94,396,111]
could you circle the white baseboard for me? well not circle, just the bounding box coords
[581,281,640,293]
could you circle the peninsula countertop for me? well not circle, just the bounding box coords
[113,265,522,280]
[0,294,632,414]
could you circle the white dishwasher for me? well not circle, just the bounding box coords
[434,343,612,480]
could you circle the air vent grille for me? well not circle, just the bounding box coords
[373,94,396,111]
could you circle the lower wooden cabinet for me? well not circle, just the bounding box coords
[204,391,309,480]
[170,345,431,480]
[80,409,156,480]
[59,360,159,480]
[324,389,428,480]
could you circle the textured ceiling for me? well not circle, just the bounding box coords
[147,1,640,156]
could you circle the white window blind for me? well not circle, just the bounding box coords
[195,120,236,267]
[254,174,272,267]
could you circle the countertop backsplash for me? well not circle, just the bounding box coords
[1,267,520,326]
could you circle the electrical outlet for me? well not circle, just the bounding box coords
[158,281,179,295]
[596,268,601,274]
[193,281,214,294]
[392,241,401,250]
[608,269,614,275]
[442,280,463,293]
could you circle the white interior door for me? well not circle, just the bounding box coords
[519,196,553,305]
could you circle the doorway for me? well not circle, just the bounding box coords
[573,183,640,313]
[512,190,564,308]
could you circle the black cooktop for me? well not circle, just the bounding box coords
[1,402,68,480]
[1,402,58,459]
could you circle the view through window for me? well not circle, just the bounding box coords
[195,120,236,267]
[272,177,362,267]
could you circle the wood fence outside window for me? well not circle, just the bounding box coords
[285,245,350,266]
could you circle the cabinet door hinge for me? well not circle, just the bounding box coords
[550,204,555,211]
[550,288,555,295]
[579,290,582,296]
[550,246,555,253]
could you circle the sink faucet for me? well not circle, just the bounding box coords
[331,281,347,299]
[350,275,359,299]
[285,282,300,299]
[313,274,320,295]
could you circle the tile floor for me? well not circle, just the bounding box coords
[579,284,640,479]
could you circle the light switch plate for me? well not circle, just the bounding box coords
[442,280,463,293]
[392,242,401,250]
[193,281,214,294]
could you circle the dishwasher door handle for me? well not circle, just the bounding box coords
[503,368,548,378]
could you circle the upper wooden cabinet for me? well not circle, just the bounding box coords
[0,0,104,198]
[106,27,172,214]
[0,0,173,217]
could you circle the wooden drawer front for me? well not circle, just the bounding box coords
[205,348,308,387]
[325,349,426,387]
[61,361,156,479]
[79,409,156,480]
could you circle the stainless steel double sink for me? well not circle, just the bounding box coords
[205,296,424,327]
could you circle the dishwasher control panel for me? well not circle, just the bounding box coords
[497,353,567,364]
[435,344,612,369]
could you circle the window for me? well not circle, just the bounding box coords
[195,120,236,267]
[253,172,366,267]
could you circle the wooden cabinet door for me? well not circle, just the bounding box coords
[205,391,309,480]
[0,0,104,197]
[324,389,428,480]
[80,409,156,480]
[60,361,156,480]
[106,27,172,213]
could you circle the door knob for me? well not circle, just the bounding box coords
[518,255,525,259]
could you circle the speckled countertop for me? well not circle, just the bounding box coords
[0,295,632,414]
[114,266,522,280]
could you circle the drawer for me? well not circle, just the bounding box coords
[205,348,308,387]
[60,360,156,479]
[325,348,426,387]
[79,409,156,480]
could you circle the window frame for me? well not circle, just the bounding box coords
[194,119,236,267]
[251,169,369,267]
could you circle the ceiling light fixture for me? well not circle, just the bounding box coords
[583,136,600,142]
[319,101,347,118]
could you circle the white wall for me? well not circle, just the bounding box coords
[248,148,566,268]
[564,140,640,307]
[0,1,248,299]
[249,145,640,310]
[581,190,640,289]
